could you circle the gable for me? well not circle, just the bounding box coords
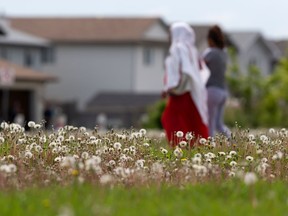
[144,22,169,42]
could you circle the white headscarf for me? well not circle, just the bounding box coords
[164,22,208,125]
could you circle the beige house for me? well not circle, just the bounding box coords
[0,18,57,124]
[10,17,169,110]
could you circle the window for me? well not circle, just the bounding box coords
[24,50,33,67]
[143,48,155,66]
[41,47,54,63]
[0,48,8,59]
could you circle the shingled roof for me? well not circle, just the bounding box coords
[86,92,161,111]
[9,17,168,43]
[0,59,57,83]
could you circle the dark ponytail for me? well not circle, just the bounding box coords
[208,25,225,49]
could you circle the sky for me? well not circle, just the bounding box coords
[0,0,287,40]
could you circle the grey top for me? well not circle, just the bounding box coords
[203,48,227,89]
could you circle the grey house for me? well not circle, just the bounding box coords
[227,31,281,75]
[0,18,57,124]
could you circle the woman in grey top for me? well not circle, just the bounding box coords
[203,25,231,138]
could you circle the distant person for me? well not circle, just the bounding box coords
[9,101,25,126]
[44,103,53,129]
[203,25,231,138]
[161,22,209,147]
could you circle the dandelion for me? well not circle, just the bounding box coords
[194,153,202,158]
[113,142,122,149]
[230,161,237,167]
[79,127,86,132]
[185,132,193,140]
[81,152,89,159]
[256,149,263,155]
[0,122,9,129]
[269,128,275,134]
[108,160,116,167]
[199,138,207,145]
[70,169,79,176]
[173,147,183,158]
[99,174,113,185]
[27,121,36,128]
[244,172,258,185]
[228,171,235,177]
[248,134,255,141]
[34,124,42,129]
[24,151,33,159]
[229,151,237,156]
[192,157,201,165]
[135,159,145,168]
[246,156,254,162]
[260,135,268,142]
[160,148,168,154]
[218,151,226,156]
[0,137,4,144]
[179,140,187,148]
[143,142,150,147]
[176,131,184,138]
[139,128,147,135]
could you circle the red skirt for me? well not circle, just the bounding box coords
[161,92,209,147]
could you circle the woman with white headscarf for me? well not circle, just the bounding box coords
[161,22,209,147]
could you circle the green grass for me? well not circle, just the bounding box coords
[1,180,288,216]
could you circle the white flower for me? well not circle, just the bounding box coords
[179,141,187,148]
[135,159,145,168]
[185,132,193,140]
[230,161,237,167]
[194,153,202,158]
[24,151,33,159]
[199,138,207,145]
[34,124,42,129]
[113,142,122,149]
[27,121,35,128]
[218,152,226,156]
[143,142,150,147]
[0,137,4,144]
[176,131,184,138]
[228,171,236,177]
[79,127,86,132]
[245,156,254,162]
[139,128,147,135]
[0,122,9,129]
[229,151,237,156]
[81,152,89,159]
[160,148,168,154]
[248,134,255,141]
[173,147,183,158]
[269,128,275,134]
[108,160,116,167]
[99,174,113,185]
[256,149,263,155]
[260,135,268,142]
[192,157,201,165]
[244,172,258,185]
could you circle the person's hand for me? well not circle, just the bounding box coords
[161,91,168,98]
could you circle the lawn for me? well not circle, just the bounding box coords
[0,122,288,215]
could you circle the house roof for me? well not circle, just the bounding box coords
[86,92,161,111]
[0,18,50,47]
[228,31,280,58]
[9,17,168,43]
[272,40,288,57]
[0,59,57,83]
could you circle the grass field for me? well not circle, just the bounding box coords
[0,122,288,215]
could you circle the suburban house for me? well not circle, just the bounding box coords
[0,18,57,124]
[227,31,281,76]
[9,17,169,127]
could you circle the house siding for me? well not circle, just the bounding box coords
[42,44,135,110]
[134,45,165,93]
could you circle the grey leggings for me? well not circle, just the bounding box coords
[207,86,231,138]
